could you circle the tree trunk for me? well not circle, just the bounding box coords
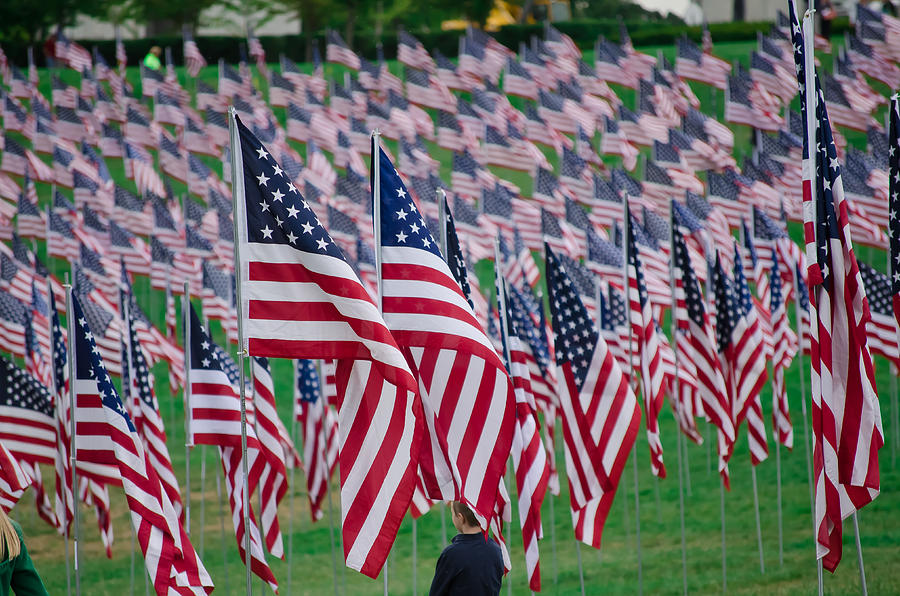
[345,1,357,49]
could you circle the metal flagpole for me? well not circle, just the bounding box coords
[436,187,452,548]
[549,486,558,590]
[217,449,230,596]
[412,517,418,595]
[122,284,137,596]
[852,512,868,595]
[751,464,765,574]
[183,282,192,537]
[668,200,689,595]
[801,10,826,594]
[371,130,391,596]
[287,413,297,596]
[621,199,643,596]
[775,433,783,567]
[720,478,727,593]
[325,478,341,596]
[575,541,586,596]
[65,281,81,596]
[199,444,206,558]
[226,105,253,596]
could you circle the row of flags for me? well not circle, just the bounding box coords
[0,2,891,590]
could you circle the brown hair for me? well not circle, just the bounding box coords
[0,508,21,560]
[450,501,479,528]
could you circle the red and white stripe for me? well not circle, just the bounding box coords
[0,441,31,512]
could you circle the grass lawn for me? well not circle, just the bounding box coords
[8,37,900,594]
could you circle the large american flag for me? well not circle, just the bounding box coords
[374,142,515,528]
[625,208,668,479]
[0,441,30,512]
[72,294,213,594]
[791,1,883,571]
[232,115,422,578]
[294,359,338,522]
[545,245,640,548]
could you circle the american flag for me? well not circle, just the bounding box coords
[325,30,360,70]
[889,94,900,334]
[545,245,640,548]
[499,278,550,592]
[72,294,213,594]
[55,29,92,72]
[625,208,667,478]
[0,290,28,359]
[294,359,338,522]
[374,142,515,527]
[0,441,30,512]
[730,244,769,466]
[250,357,291,557]
[672,223,734,480]
[232,116,421,578]
[48,287,73,531]
[183,30,207,77]
[791,3,884,571]
[0,354,56,465]
[769,255,794,450]
[247,27,267,73]
[398,31,434,72]
[186,304,277,589]
[123,290,183,519]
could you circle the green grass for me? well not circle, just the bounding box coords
[9,38,900,595]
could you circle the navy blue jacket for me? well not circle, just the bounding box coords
[429,532,503,596]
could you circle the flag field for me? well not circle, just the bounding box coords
[7,38,900,594]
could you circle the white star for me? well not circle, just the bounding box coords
[410,222,420,234]
[396,209,408,220]
[286,231,298,244]
[201,341,209,350]
[287,182,298,193]
[259,200,270,212]
[422,237,431,248]
[257,172,270,186]
[286,205,300,218]
[397,187,407,198]
[316,237,329,251]
[256,147,268,160]
[261,225,273,239]
[301,222,314,234]
[396,230,408,243]
[271,188,284,202]
[202,358,210,367]
[273,164,284,177]
[274,216,284,227]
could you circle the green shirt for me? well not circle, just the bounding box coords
[143,53,161,71]
[0,522,49,596]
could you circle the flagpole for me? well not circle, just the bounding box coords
[183,281,193,536]
[668,199,689,596]
[121,274,138,596]
[287,371,297,596]
[64,281,81,596]
[801,10,826,594]
[226,105,253,596]
[621,197,643,596]
[216,446,230,596]
[48,275,72,596]
[370,129,391,596]
[436,187,451,548]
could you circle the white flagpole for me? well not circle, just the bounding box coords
[668,200,689,596]
[370,130,391,596]
[48,274,71,596]
[64,281,81,596]
[436,187,450,549]
[287,367,298,596]
[121,279,137,596]
[183,281,193,536]
[216,447,230,596]
[226,105,253,596]
[621,198,643,596]
[801,9,826,594]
